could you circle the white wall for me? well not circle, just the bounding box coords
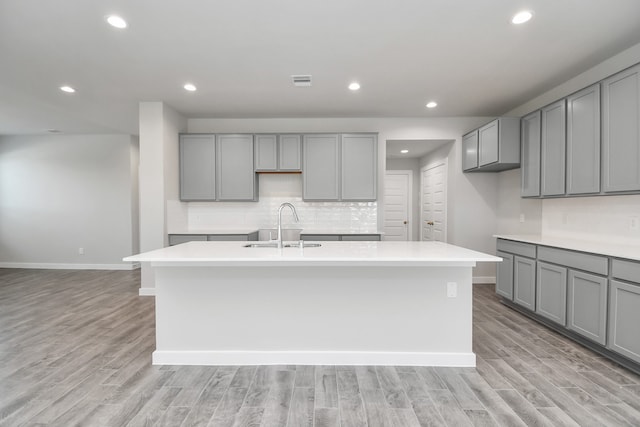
[497,41,640,241]
[0,134,138,268]
[385,157,420,240]
[138,102,187,293]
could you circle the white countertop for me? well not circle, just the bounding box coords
[124,241,501,267]
[495,234,640,261]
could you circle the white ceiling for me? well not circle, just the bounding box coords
[2,0,640,135]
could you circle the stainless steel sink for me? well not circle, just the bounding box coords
[243,242,321,248]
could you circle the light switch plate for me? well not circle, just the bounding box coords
[447,282,457,298]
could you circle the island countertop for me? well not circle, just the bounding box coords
[124,240,501,267]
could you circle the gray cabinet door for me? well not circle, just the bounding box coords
[168,234,207,246]
[536,262,567,325]
[521,111,541,197]
[303,134,340,201]
[602,64,640,192]
[608,279,640,363]
[341,134,377,200]
[567,270,608,345]
[541,100,567,196]
[566,84,601,195]
[254,134,278,171]
[279,135,302,171]
[514,256,536,310]
[496,251,514,300]
[216,134,256,201]
[462,131,478,171]
[180,134,216,201]
[300,234,341,241]
[478,120,499,167]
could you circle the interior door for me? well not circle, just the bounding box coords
[383,171,412,241]
[421,163,447,242]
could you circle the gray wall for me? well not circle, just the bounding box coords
[0,134,139,268]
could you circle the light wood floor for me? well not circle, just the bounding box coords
[1,269,640,426]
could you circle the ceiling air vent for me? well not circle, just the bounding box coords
[292,75,312,87]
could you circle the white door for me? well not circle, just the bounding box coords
[421,162,447,242]
[383,171,412,241]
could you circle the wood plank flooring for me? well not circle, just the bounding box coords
[1,268,639,426]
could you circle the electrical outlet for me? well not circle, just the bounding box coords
[631,216,639,231]
[519,213,525,223]
[447,282,457,298]
[78,247,84,255]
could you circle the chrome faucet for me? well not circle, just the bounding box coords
[277,202,299,248]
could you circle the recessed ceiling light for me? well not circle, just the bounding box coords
[60,86,76,93]
[106,15,127,29]
[511,10,533,24]
[426,101,438,108]
[47,129,61,133]
[184,83,197,92]
[400,149,409,154]
[348,82,361,91]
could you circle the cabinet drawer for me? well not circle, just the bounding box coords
[611,258,640,283]
[300,234,340,241]
[537,246,608,276]
[341,234,381,241]
[497,239,536,258]
[168,234,207,246]
[207,235,249,241]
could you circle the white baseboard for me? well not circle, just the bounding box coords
[152,350,476,367]
[0,262,140,271]
[139,287,156,296]
[473,276,496,284]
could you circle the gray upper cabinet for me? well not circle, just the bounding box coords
[180,134,216,201]
[462,131,478,171]
[463,117,520,172]
[303,134,340,201]
[566,84,601,195]
[567,270,608,345]
[536,261,567,325]
[216,134,257,201]
[254,134,278,171]
[521,111,541,197]
[478,120,499,167]
[341,133,377,201]
[541,100,567,196]
[279,135,302,171]
[255,134,301,171]
[602,64,640,193]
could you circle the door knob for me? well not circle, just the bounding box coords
[403,221,407,224]
[426,221,434,226]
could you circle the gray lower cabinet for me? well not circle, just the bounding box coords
[496,251,514,299]
[602,63,640,193]
[536,261,567,325]
[300,234,381,241]
[217,134,256,201]
[513,256,536,310]
[168,234,207,246]
[541,99,566,196]
[180,134,216,201]
[462,131,478,171]
[302,134,340,200]
[341,134,377,201]
[566,84,601,195]
[567,270,608,345]
[608,279,640,363]
[521,111,541,197]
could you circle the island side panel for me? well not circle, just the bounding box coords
[153,265,474,366]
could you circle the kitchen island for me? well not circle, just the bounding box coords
[124,241,500,367]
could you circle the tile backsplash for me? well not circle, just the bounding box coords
[167,174,378,232]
